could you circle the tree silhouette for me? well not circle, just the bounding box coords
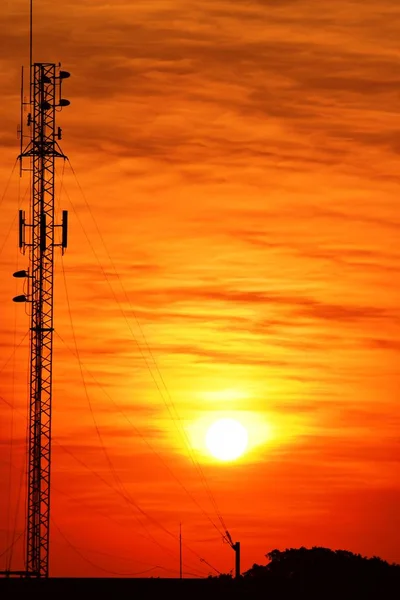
[242,546,400,599]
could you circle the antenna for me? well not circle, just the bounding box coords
[8,0,72,578]
[179,523,183,579]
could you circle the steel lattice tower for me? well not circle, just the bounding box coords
[13,62,70,578]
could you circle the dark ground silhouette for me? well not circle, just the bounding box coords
[1,546,399,599]
[238,546,400,598]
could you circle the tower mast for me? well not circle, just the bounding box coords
[12,1,71,578]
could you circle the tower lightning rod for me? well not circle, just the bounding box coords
[29,0,33,101]
[10,0,71,578]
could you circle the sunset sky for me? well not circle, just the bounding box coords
[0,0,399,578]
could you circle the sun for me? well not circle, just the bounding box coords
[205,418,248,461]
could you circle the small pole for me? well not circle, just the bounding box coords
[179,522,183,579]
[233,542,240,579]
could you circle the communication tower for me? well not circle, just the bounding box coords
[10,7,71,577]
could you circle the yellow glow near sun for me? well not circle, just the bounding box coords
[206,418,248,461]
[186,408,274,463]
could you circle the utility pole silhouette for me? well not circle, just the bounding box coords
[224,531,241,578]
[233,542,240,579]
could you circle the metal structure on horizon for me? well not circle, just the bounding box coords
[9,1,71,578]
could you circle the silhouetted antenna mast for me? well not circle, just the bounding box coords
[11,0,71,578]
[179,523,183,579]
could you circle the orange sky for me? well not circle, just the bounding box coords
[0,0,400,578]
